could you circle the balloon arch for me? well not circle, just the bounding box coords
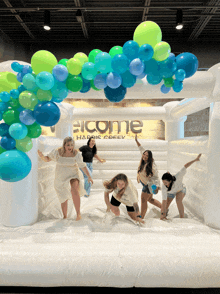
[0,21,198,182]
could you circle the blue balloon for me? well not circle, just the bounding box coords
[144,59,159,75]
[34,101,61,126]
[137,72,146,79]
[16,72,25,82]
[0,101,8,112]
[94,73,107,89]
[10,89,20,99]
[11,62,23,73]
[0,123,9,136]
[19,109,36,125]
[95,52,112,74]
[123,40,139,60]
[129,58,145,76]
[106,72,122,89]
[161,84,171,94]
[147,74,162,85]
[9,123,28,140]
[0,91,10,102]
[17,85,26,93]
[36,71,55,90]
[22,73,38,91]
[80,78,91,93]
[51,97,63,103]
[81,62,97,80]
[52,64,69,82]
[168,53,176,61]
[121,70,136,88]
[111,54,129,74]
[175,69,186,81]
[0,112,2,121]
[104,85,127,103]
[138,44,154,61]
[0,150,32,182]
[173,80,183,93]
[0,135,16,150]
[176,52,198,78]
[22,65,32,75]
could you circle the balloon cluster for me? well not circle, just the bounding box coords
[0,20,199,182]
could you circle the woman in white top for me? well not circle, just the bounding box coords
[161,154,202,220]
[135,135,162,219]
[104,173,144,224]
[37,137,93,221]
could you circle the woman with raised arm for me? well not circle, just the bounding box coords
[104,173,144,224]
[161,154,202,220]
[135,134,162,220]
[79,137,106,197]
[37,137,93,221]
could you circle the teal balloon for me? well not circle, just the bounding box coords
[173,80,183,92]
[147,74,162,85]
[0,150,32,182]
[36,71,55,90]
[22,73,38,91]
[81,62,97,80]
[121,70,136,88]
[95,52,112,73]
[9,123,28,140]
[144,59,159,75]
[111,54,129,74]
[138,44,154,61]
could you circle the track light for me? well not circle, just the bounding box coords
[76,9,83,23]
[176,9,183,30]
[44,10,51,31]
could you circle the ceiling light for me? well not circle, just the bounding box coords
[176,9,183,30]
[44,10,51,31]
[76,9,83,23]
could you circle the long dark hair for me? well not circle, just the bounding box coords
[138,150,154,177]
[87,137,97,155]
[162,172,176,191]
[103,173,128,199]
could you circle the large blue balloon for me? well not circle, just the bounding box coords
[104,85,127,102]
[34,101,61,126]
[0,135,16,150]
[123,40,139,60]
[121,70,136,88]
[111,54,129,74]
[0,150,32,182]
[94,73,107,89]
[106,72,122,89]
[176,52,198,78]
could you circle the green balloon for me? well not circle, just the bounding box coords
[27,122,42,138]
[0,72,21,92]
[153,41,171,61]
[0,146,6,154]
[37,89,52,101]
[8,97,21,109]
[19,90,38,110]
[66,76,83,92]
[109,46,123,57]
[88,49,102,63]
[133,21,162,48]
[163,77,174,88]
[3,109,20,125]
[31,50,58,75]
[58,58,68,67]
[90,80,102,91]
[16,136,33,152]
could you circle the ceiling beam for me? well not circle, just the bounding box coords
[74,0,89,39]
[188,0,220,41]
[142,0,151,21]
[2,0,35,39]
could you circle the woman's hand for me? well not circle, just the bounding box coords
[195,154,202,162]
[88,177,93,185]
[100,159,106,163]
[106,206,111,212]
[37,150,43,157]
[135,134,138,141]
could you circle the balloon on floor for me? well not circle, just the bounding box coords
[0,21,198,182]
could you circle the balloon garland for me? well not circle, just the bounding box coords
[0,21,198,182]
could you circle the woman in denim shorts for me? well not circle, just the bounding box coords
[161,154,202,219]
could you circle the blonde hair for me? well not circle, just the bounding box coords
[58,137,75,156]
[103,173,128,199]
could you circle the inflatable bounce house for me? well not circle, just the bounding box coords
[0,21,220,287]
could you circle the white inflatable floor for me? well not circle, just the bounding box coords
[0,190,220,288]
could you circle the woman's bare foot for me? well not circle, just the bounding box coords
[76,214,81,221]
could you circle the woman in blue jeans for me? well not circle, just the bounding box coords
[79,137,106,197]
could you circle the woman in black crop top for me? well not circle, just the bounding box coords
[79,137,106,197]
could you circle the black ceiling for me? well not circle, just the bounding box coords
[0,0,220,47]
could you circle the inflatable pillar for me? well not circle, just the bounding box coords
[55,103,75,139]
[0,139,39,227]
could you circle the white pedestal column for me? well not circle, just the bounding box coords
[204,102,220,229]
[165,116,187,141]
[1,139,39,227]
